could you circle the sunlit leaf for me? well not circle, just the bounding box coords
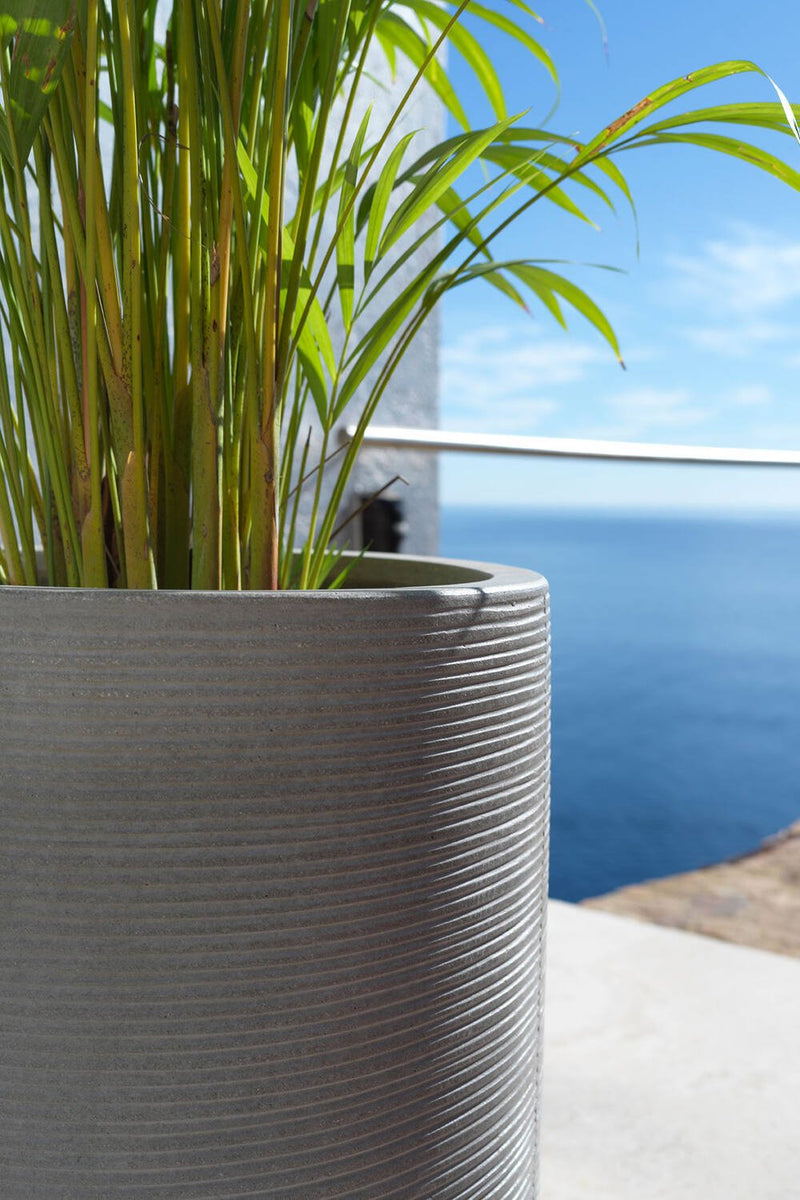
[619,131,800,194]
[0,0,78,166]
[395,0,510,119]
[375,10,469,130]
[446,0,557,89]
[486,143,616,213]
[510,263,623,363]
[359,129,416,278]
[380,114,518,253]
[575,61,768,166]
[336,108,371,329]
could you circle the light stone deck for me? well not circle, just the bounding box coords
[541,900,800,1200]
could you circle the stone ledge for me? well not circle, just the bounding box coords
[582,819,800,958]
[541,900,800,1200]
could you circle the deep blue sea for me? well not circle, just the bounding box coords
[440,506,800,902]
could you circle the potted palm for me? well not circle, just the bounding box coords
[0,2,798,1195]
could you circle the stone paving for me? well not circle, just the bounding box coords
[583,819,800,958]
[541,900,800,1200]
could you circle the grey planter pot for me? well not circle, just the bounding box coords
[0,552,550,1199]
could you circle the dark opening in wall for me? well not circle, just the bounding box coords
[360,496,407,554]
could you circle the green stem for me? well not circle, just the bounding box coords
[117,0,154,588]
[183,0,220,589]
[249,2,292,590]
[79,1,106,586]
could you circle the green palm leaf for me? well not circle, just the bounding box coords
[336,108,371,329]
[618,131,800,193]
[361,129,417,278]
[379,114,518,254]
[375,10,469,131]
[0,0,78,166]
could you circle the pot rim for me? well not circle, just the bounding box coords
[1,550,547,600]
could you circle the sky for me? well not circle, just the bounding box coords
[438,0,800,511]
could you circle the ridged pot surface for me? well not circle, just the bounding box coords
[0,553,550,1199]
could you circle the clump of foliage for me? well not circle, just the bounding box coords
[0,1,797,588]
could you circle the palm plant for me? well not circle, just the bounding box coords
[0,0,797,590]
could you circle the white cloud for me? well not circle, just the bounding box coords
[593,382,776,443]
[731,418,800,451]
[667,223,800,315]
[448,395,560,435]
[727,383,771,407]
[685,321,797,357]
[663,223,800,358]
[596,386,712,440]
[443,324,605,387]
[441,324,607,433]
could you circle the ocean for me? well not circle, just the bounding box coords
[440,506,800,902]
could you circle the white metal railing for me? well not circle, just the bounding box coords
[345,425,800,468]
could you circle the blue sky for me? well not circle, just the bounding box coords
[439,0,800,510]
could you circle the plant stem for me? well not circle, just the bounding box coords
[117,1,155,587]
[249,2,292,590]
[183,0,220,589]
[80,0,107,586]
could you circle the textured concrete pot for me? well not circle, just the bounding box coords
[0,552,550,1198]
